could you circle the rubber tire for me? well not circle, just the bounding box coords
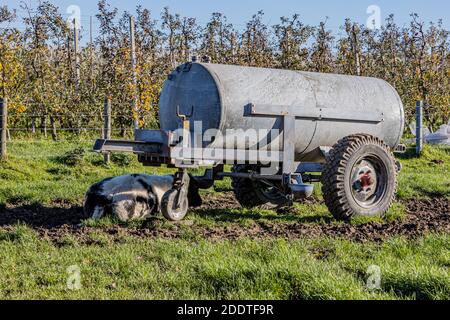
[321,134,398,221]
[161,189,189,222]
[231,165,290,209]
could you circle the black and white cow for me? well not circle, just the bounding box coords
[83,174,202,221]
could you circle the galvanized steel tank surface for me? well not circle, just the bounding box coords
[159,63,404,158]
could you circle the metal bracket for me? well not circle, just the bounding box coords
[282,173,315,200]
[173,169,191,208]
[191,165,224,190]
[247,103,383,123]
[93,139,163,155]
[296,162,324,173]
[394,144,407,154]
[177,105,194,120]
[282,115,296,174]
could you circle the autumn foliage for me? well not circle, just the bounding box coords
[0,1,448,137]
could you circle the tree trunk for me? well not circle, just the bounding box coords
[40,116,47,138]
[31,117,36,134]
[76,118,82,135]
[50,116,58,141]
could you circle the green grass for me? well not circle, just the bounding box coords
[0,140,175,205]
[0,226,447,300]
[0,140,448,206]
[0,139,448,300]
[396,146,450,199]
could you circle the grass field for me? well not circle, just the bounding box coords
[0,139,448,300]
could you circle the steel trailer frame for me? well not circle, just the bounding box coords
[93,102,390,215]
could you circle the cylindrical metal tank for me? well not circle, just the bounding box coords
[159,63,404,160]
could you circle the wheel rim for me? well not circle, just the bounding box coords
[349,155,387,209]
[170,202,187,220]
[163,191,188,221]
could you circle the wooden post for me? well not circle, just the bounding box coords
[41,115,47,138]
[129,16,139,129]
[103,97,112,164]
[89,15,93,82]
[416,100,424,156]
[73,18,82,135]
[1,97,7,160]
[351,25,361,76]
[73,18,80,85]
[50,116,58,141]
[31,116,36,134]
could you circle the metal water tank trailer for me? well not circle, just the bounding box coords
[160,63,404,158]
[94,62,405,222]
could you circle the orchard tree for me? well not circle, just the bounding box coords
[309,19,335,73]
[240,11,274,67]
[273,14,313,70]
[201,13,236,64]
[0,6,25,105]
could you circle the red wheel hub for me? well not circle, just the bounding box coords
[359,172,374,190]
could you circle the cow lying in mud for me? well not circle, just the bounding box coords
[83,174,202,221]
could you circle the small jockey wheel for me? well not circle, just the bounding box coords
[161,170,190,221]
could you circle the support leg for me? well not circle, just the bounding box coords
[282,115,296,174]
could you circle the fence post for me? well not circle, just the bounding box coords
[351,25,361,76]
[73,18,80,85]
[50,116,58,141]
[1,97,7,160]
[103,97,112,164]
[129,16,139,130]
[416,100,424,156]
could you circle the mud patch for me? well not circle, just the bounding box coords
[0,194,448,244]
[0,201,85,228]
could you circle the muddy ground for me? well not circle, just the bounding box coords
[0,193,448,244]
